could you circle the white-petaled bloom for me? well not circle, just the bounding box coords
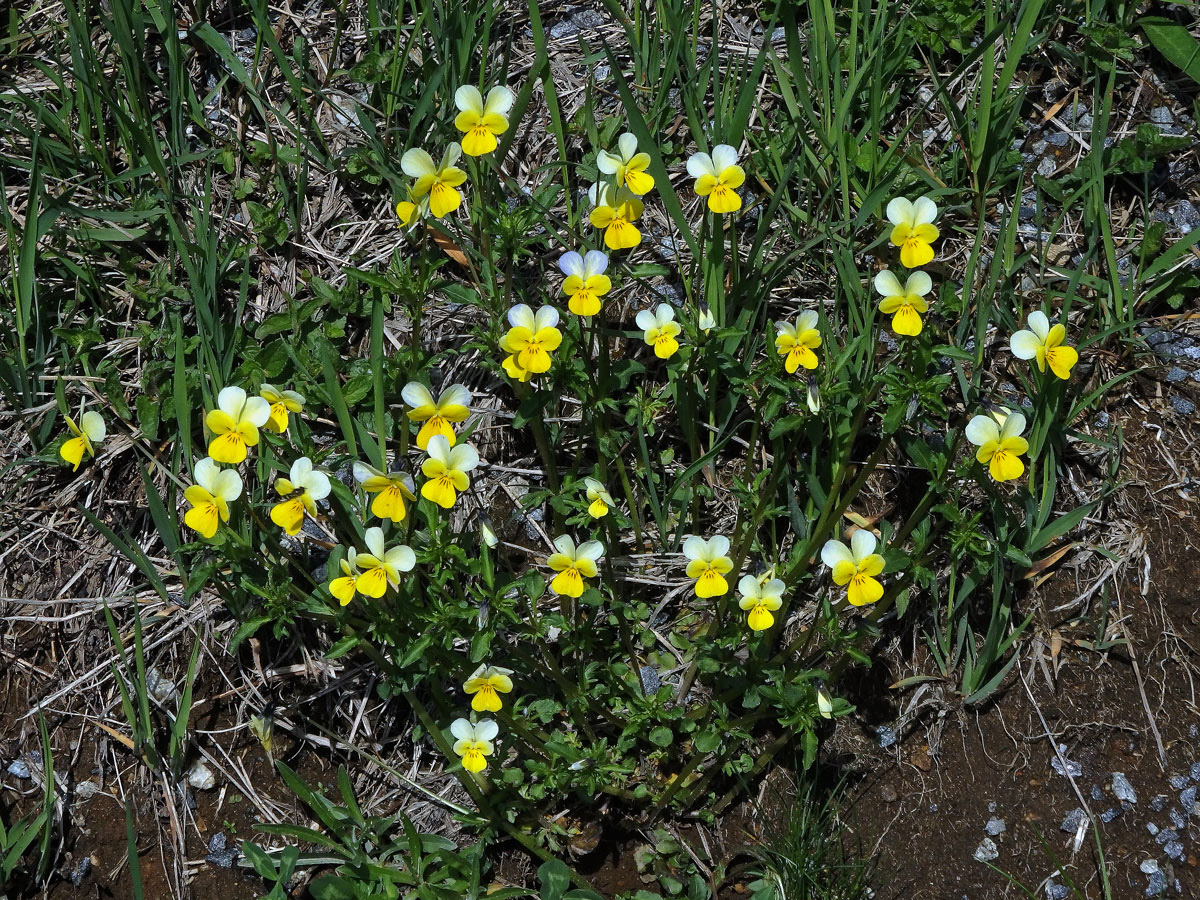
[60,410,106,471]
[558,250,612,317]
[698,304,716,334]
[636,303,682,359]
[682,535,734,598]
[453,84,515,156]
[420,435,480,509]
[886,196,939,268]
[685,144,745,214]
[738,575,786,631]
[464,664,515,712]
[259,384,305,433]
[450,718,499,773]
[1010,311,1078,380]
[775,311,822,373]
[596,132,655,196]
[500,303,562,382]
[353,461,417,523]
[545,535,604,598]
[965,410,1030,482]
[874,270,932,337]
[821,530,886,607]
[205,386,271,464]
[401,382,472,450]
[269,456,331,535]
[401,144,467,218]
[353,526,416,598]
[587,181,645,250]
[184,457,244,539]
[584,477,615,519]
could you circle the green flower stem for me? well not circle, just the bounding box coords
[613,456,645,547]
[510,380,560,495]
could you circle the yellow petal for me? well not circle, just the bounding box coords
[184,502,220,539]
[416,416,456,450]
[60,435,89,470]
[356,567,388,598]
[747,605,775,631]
[551,567,584,598]
[422,476,459,509]
[270,498,306,535]
[330,576,358,606]
[208,432,248,464]
[371,485,409,522]
[693,569,728,598]
[847,574,883,606]
[429,182,462,218]
[707,185,742,214]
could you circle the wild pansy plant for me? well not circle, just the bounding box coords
[545,535,603,598]
[269,456,331,535]
[420,436,479,509]
[821,531,886,607]
[184,457,242,539]
[259,384,305,434]
[1010,312,1078,380]
[60,410,105,470]
[886,195,940,267]
[453,84,515,157]
[500,304,562,381]
[450,719,498,774]
[775,312,822,373]
[558,250,611,317]
[353,527,416,598]
[588,181,644,250]
[402,382,472,449]
[682,535,734,598]
[401,144,467,218]
[463,664,514,712]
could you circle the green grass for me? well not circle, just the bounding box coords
[2,0,1197,895]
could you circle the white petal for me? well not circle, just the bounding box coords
[194,457,219,492]
[242,396,272,427]
[475,719,499,742]
[821,539,853,569]
[534,305,560,331]
[905,270,932,297]
[468,663,488,681]
[454,84,484,115]
[775,320,796,338]
[737,574,761,599]
[686,152,715,179]
[850,529,878,563]
[596,150,621,175]
[576,540,604,562]
[507,303,535,330]
[707,534,730,558]
[483,85,514,115]
[425,434,451,462]
[795,310,818,332]
[587,182,610,207]
[402,381,436,410]
[282,389,305,405]
[289,456,312,483]
[655,303,676,326]
[450,718,473,741]
[1026,311,1050,340]
[440,384,472,410]
[441,143,462,169]
[81,410,106,441]
[401,148,436,178]
[582,250,609,277]
[552,534,576,557]
[304,469,331,501]
[217,385,247,418]
[885,197,914,227]
[964,415,1000,447]
[710,144,739,173]
[1009,330,1041,360]
[761,579,786,601]
[681,535,707,561]
[364,526,386,558]
[912,195,938,225]
[388,544,416,572]
[874,270,903,297]
[1001,412,1027,440]
[617,132,638,162]
[635,309,657,332]
[214,468,243,502]
[448,442,480,473]
[558,251,584,278]
[353,461,383,483]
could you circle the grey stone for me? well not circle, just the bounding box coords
[1101,807,1121,822]
[1140,859,1160,874]
[1147,822,1159,835]
[1037,157,1058,177]
[6,759,30,779]
[1167,368,1189,383]
[1169,807,1185,830]
[973,837,999,862]
[1164,840,1184,861]
[986,818,1006,836]
[1150,794,1168,812]
[68,856,91,886]
[1046,131,1070,147]
[1179,785,1195,809]
[1145,871,1166,896]
[1032,139,1048,156]
[1154,827,1178,845]
[146,667,178,702]
[1170,395,1195,416]
[639,665,662,695]
[876,725,898,748]
[1052,746,1082,778]
[549,7,608,39]
[205,832,239,869]
[1091,784,1104,802]
[1192,761,1200,780]
[1045,884,1070,900]
[1060,808,1086,833]
[1169,200,1200,234]
[1150,106,1174,125]
[1112,772,1137,804]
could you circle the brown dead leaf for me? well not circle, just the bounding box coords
[1022,542,1078,582]
[428,226,469,267]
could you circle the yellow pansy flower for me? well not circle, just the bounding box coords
[60,410,106,471]
[500,304,562,382]
[401,144,468,218]
[259,384,305,434]
[453,84,515,157]
[557,250,611,317]
[269,456,331,535]
[682,535,734,598]
[738,575,786,631]
[587,182,644,250]
[636,303,682,360]
[965,411,1029,482]
[775,311,822,373]
[353,526,416,598]
[450,718,498,773]
[183,457,243,539]
[396,189,428,229]
[546,534,604,598]
[464,664,515,712]
[205,386,271,464]
[686,144,745,214]
[874,270,931,337]
[402,382,472,450]
[352,461,417,523]
[584,477,615,519]
[420,435,480,509]
[329,552,363,606]
[596,132,655,196]
[886,196,940,268]
[821,530,886,607]
[1010,312,1078,380]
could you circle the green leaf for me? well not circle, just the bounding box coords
[538,859,571,900]
[648,726,673,747]
[1140,17,1200,84]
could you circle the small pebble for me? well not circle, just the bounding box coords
[205,833,239,869]
[1169,807,1185,830]
[1164,840,1184,861]
[1155,828,1178,845]
[639,665,662,695]
[1185,784,1199,808]
[68,856,91,886]
[1091,784,1104,802]
[1146,870,1166,896]
[1150,794,1168,812]
[973,838,999,863]
[1166,367,1190,384]
[6,759,31,779]
[876,725,898,748]
[880,783,898,803]
[1045,884,1069,900]
[1101,807,1121,823]
[988,801,997,813]
[187,760,216,791]
[1141,859,1160,874]
[1148,822,1159,836]
[1046,131,1070,147]
[986,818,1007,836]
[1061,808,1086,833]
[1170,394,1196,416]
[1170,774,1190,789]
[1112,772,1137,804]
[1052,747,1082,778]
[1191,761,1200,781]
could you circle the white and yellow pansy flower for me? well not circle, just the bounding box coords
[401,144,468,218]
[636,303,682,360]
[546,535,604,598]
[686,144,746,214]
[738,575,786,631]
[874,270,931,337]
[269,456,331,535]
[420,435,480,509]
[558,250,612,317]
[453,84,515,157]
[886,195,940,268]
[965,410,1029,482]
[775,312,822,373]
[1010,312,1078,380]
[596,132,655,196]
[821,530,886,607]
[584,477,615,519]
[464,664,515,712]
[184,457,243,539]
[60,410,106,471]
[259,384,305,434]
[450,718,498,773]
[500,304,562,382]
[587,181,644,250]
[682,535,734,598]
[353,461,417,523]
[353,526,416,598]
[329,552,364,606]
[205,386,271,464]
[402,382,472,450]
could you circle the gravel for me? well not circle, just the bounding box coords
[986,818,1007,836]
[1164,840,1184,861]
[1060,808,1086,833]
[1150,794,1168,812]
[1112,772,1137,804]
[1169,395,1196,416]
[205,833,239,869]
[6,758,31,779]
[973,838,1000,863]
